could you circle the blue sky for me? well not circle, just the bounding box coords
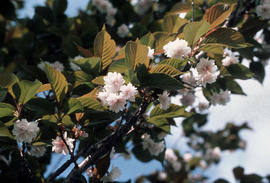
[18,1,270,182]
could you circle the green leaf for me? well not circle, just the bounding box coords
[125,41,149,69]
[200,44,224,57]
[168,2,191,14]
[214,179,230,183]
[44,64,68,104]
[203,3,236,30]
[0,103,15,117]
[93,29,116,70]
[158,58,188,71]
[150,64,183,77]
[162,14,187,33]
[73,57,102,76]
[150,104,190,118]
[108,59,128,73]
[218,78,246,95]
[140,32,155,47]
[0,88,7,102]
[227,64,254,80]
[139,72,183,90]
[249,62,265,83]
[24,97,55,116]
[0,122,13,139]
[64,98,83,115]
[73,71,93,87]
[182,114,208,136]
[92,76,105,85]
[77,97,106,112]
[0,72,19,98]
[12,80,42,105]
[153,32,177,53]
[203,28,251,48]
[184,21,210,47]
[147,118,171,133]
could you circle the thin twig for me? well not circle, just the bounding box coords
[192,0,194,22]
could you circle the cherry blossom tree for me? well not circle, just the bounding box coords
[0,0,270,183]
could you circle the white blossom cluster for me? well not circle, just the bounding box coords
[12,119,40,143]
[38,61,64,72]
[141,133,165,156]
[92,0,117,26]
[157,91,171,110]
[210,90,231,105]
[52,132,75,155]
[97,72,138,113]
[256,0,270,19]
[163,38,191,59]
[102,166,121,182]
[165,149,182,171]
[205,146,221,161]
[135,0,153,15]
[117,24,130,38]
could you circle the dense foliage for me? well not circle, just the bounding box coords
[0,0,270,182]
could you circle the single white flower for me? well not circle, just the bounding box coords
[117,24,130,38]
[12,119,39,143]
[136,0,153,15]
[163,38,191,59]
[165,149,178,162]
[199,160,208,169]
[180,93,195,106]
[256,4,270,19]
[206,147,221,161]
[142,133,165,156]
[86,168,93,177]
[30,146,46,157]
[38,61,64,72]
[171,161,182,171]
[210,90,231,105]
[104,72,125,93]
[198,102,209,112]
[158,91,171,110]
[222,55,239,66]
[148,46,154,59]
[196,58,219,87]
[120,83,138,102]
[157,172,167,180]
[52,132,75,155]
[183,153,193,162]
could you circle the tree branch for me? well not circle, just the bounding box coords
[61,97,151,183]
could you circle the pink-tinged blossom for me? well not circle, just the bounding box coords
[210,90,231,106]
[222,55,239,66]
[120,83,138,102]
[163,38,191,59]
[12,119,39,143]
[141,133,165,156]
[198,102,209,112]
[158,172,167,180]
[196,58,219,87]
[104,72,125,93]
[180,93,195,106]
[52,132,75,155]
[106,93,127,113]
[30,146,46,158]
[148,46,154,59]
[158,91,171,110]
[117,24,129,38]
[182,72,197,87]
